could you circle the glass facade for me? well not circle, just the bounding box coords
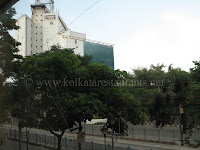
[84,41,114,70]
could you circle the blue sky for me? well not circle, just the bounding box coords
[12,0,200,73]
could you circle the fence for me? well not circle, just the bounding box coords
[83,124,200,144]
[10,118,200,144]
[7,128,138,150]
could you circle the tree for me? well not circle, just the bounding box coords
[0,7,21,149]
[18,46,79,150]
[150,66,190,125]
[183,61,200,147]
[18,46,106,150]
[18,45,145,150]
[183,83,200,147]
[149,65,191,146]
[11,77,39,150]
[131,64,167,123]
[133,64,166,87]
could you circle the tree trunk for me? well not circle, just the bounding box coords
[18,123,22,150]
[49,128,65,150]
[26,129,29,150]
[57,136,62,150]
[78,122,83,150]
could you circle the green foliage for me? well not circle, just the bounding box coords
[133,64,166,86]
[0,8,21,79]
[125,64,167,123]
[128,62,200,146]
[15,45,145,150]
[167,66,190,95]
[0,8,21,149]
[0,8,21,122]
[11,79,39,128]
[150,66,190,127]
[182,61,200,146]
[190,61,200,82]
[150,92,175,127]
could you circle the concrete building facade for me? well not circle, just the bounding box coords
[16,1,114,69]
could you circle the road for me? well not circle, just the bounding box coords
[11,119,200,144]
[3,125,197,150]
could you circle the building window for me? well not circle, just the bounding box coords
[41,46,42,47]
[36,39,37,41]
[36,33,37,34]
[76,46,78,48]
[36,46,37,48]
[41,39,42,41]
[41,20,43,21]
[36,26,37,28]
[41,33,42,34]
[75,40,77,44]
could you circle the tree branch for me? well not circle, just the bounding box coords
[49,128,58,137]
[70,127,79,132]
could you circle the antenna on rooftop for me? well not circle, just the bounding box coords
[35,0,54,12]
[49,0,54,12]
[46,0,54,12]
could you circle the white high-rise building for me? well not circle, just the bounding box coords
[16,0,85,57]
[16,0,114,70]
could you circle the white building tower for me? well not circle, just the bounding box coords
[16,0,86,57]
[16,0,114,69]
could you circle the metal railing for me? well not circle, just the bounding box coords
[7,128,138,150]
[83,124,200,144]
[10,118,200,144]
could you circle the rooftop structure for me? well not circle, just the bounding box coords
[16,0,114,69]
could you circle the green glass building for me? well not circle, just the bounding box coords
[84,41,114,70]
